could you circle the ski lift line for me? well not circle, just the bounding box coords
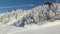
[0,4,34,9]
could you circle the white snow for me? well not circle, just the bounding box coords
[0,20,60,34]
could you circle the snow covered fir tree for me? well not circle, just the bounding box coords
[0,1,60,27]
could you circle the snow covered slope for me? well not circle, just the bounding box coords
[0,20,60,34]
[0,3,60,34]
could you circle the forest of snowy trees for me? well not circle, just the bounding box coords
[0,2,60,27]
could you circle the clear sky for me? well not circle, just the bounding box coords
[0,0,59,13]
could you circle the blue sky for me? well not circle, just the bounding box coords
[0,0,59,13]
